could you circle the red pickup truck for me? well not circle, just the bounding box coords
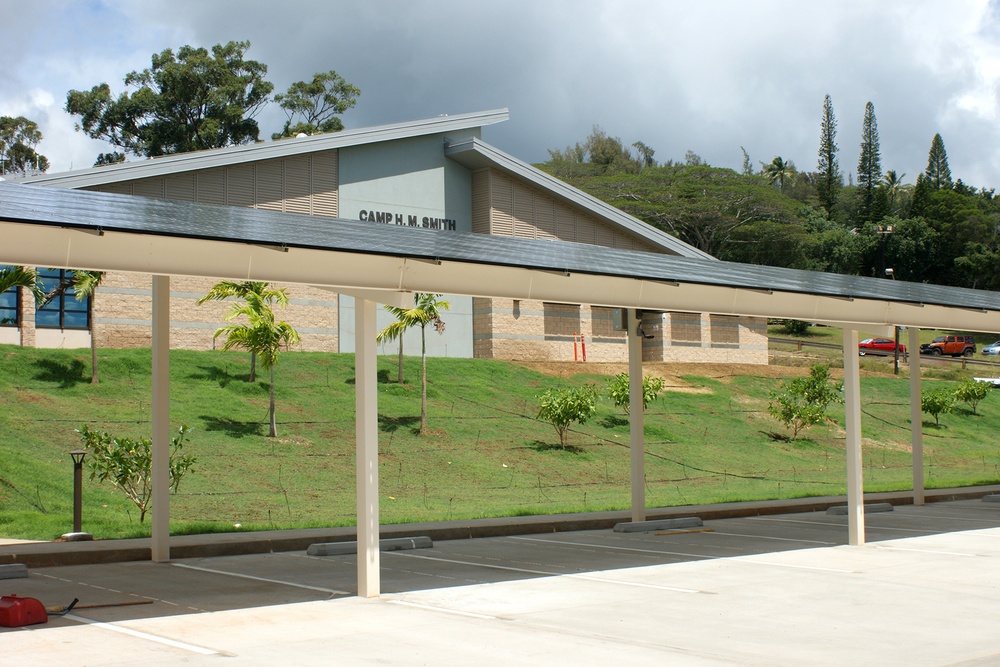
[920,335,976,357]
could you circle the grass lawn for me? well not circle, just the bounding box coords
[2,343,999,540]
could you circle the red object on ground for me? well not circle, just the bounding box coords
[0,595,48,627]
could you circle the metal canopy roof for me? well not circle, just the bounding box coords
[2,182,999,333]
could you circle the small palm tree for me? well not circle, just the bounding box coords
[198,281,290,382]
[376,293,449,434]
[213,290,300,437]
[72,270,104,384]
[0,266,43,300]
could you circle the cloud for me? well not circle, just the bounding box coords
[5,0,1000,186]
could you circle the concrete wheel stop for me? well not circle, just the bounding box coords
[0,564,28,580]
[307,536,432,556]
[982,494,1000,503]
[613,517,703,533]
[827,502,894,515]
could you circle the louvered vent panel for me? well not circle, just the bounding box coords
[284,155,313,214]
[164,174,196,202]
[575,214,598,245]
[490,170,514,236]
[534,194,557,239]
[471,170,490,234]
[197,169,226,205]
[97,183,132,195]
[226,164,255,208]
[312,150,339,217]
[554,206,577,243]
[255,159,284,211]
[132,178,164,199]
[512,181,536,239]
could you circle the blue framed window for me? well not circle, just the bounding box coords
[0,265,17,326]
[36,269,90,330]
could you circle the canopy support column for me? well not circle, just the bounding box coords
[842,328,865,546]
[908,327,924,505]
[355,298,380,598]
[150,275,170,562]
[628,309,645,522]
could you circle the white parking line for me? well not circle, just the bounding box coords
[387,599,501,620]
[736,559,855,573]
[873,545,979,557]
[506,535,714,560]
[64,613,218,655]
[172,563,349,595]
[388,551,706,593]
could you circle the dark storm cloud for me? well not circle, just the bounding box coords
[4,0,1000,188]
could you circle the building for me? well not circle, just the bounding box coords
[3,109,767,364]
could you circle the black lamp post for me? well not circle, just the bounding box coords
[69,449,87,535]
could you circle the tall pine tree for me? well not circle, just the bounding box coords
[925,133,952,190]
[857,101,882,222]
[816,95,841,214]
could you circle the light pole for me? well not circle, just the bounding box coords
[64,449,92,541]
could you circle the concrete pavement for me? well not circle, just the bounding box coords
[3,498,1000,664]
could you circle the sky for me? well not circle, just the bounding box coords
[4,0,1000,189]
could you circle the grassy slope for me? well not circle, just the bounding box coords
[2,343,999,540]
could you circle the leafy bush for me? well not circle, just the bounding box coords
[954,378,992,415]
[768,365,843,440]
[77,425,196,522]
[921,388,956,426]
[781,319,811,336]
[606,373,666,414]
[537,385,599,448]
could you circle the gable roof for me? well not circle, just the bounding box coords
[18,109,510,190]
[445,137,712,259]
[2,182,999,334]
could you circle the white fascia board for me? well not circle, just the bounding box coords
[20,109,510,190]
[315,285,413,308]
[4,220,999,335]
[445,137,714,261]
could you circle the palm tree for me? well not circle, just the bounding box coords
[881,170,908,215]
[198,281,290,381]
[72,270,104,384]
[213,290,300,437]
[762,156,796,191]
[376,293,449,434]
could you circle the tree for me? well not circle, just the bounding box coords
[77,424,196,523]
[198,281,290,382]
[632,141,656,168]
[816,94,841,213]
[212,289,300,437]
[537,385,598,448]
[767,365,843,440]
[761,156,796,191]
[66,40,273,158]
[72,271,104,384]
[376,293,450,433]
[881,170,908,215]
[857,101,882,222]
[0,116,49,175]
[740,146,753,176]
[606,373,665,414]
[925,133,953,190]
[921,387,955,426]
[0,265,43,303]
[272,70,360,139]
[94,152,125,167]
[955,378,991,416]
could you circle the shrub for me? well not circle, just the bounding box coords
[768,365,843,440]
[781,319,811,336]
[954,378,992,415]
[921,388,956,426]
[606,373,666,414]
[77,425,196,522]
[537,385,599,448]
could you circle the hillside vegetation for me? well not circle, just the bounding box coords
[3,343,1000,540]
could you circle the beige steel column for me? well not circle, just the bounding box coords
[151,275,171,562]
[355,298,380,598]
[628,309,645,522]
[842,327,865,546]
[908,327,924,505]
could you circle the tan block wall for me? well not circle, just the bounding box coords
[94,272,338,352]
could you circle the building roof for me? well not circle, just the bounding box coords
[17,109,511,189]
[444,137,712,260]
[2,182,999,333]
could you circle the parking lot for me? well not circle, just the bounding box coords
[4,498,1000,665]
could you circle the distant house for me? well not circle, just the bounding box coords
[3,109,766,364]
